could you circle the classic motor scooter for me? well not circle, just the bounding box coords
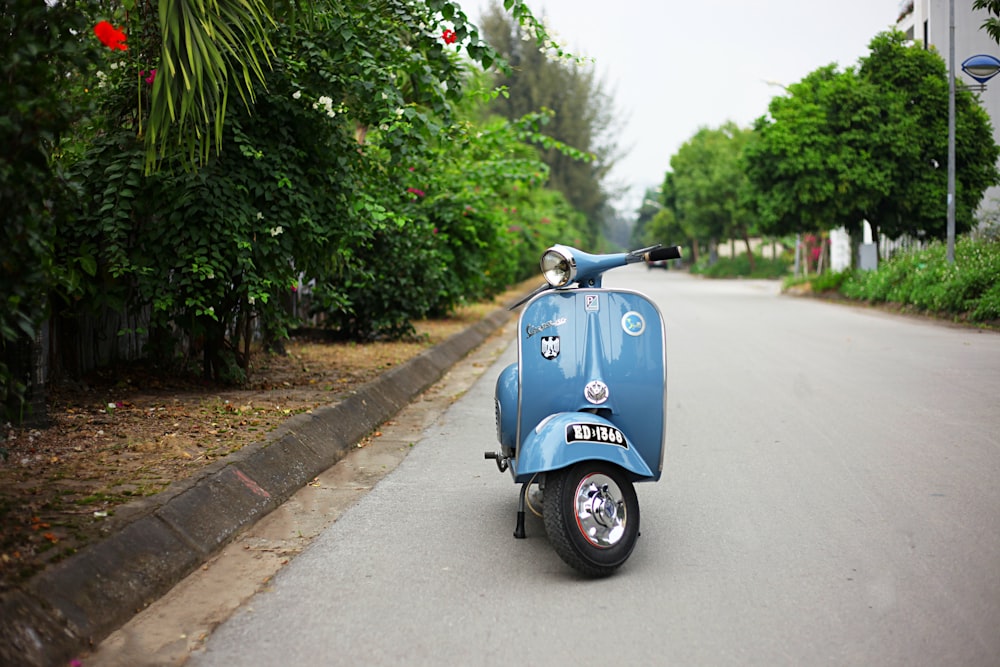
[486,243,682,576]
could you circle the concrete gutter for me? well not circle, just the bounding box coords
[0,305,516,667]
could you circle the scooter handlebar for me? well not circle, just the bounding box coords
[645,245,683,262]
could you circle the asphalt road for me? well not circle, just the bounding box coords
[188,267,1000,667]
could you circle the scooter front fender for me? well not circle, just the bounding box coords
[512,412,655,484]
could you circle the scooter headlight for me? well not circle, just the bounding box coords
[540,246,575,287]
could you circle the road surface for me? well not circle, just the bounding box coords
[98,268,1000,666]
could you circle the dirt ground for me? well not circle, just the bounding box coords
[0,285,530,591]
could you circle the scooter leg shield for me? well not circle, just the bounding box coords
[512,412,655,484]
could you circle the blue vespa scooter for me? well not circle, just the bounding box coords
[486,243,682,576]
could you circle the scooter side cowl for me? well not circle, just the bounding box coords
[494,362,518,452]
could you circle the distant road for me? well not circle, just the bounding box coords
[190,268,1000,667]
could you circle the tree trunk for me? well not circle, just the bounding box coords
[742,232,756,273]
[1,327,48,426]
[689,238,700,264]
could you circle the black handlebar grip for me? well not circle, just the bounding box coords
[647,246,682,262]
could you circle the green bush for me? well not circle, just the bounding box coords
[1,0,98,421]
[691,253,789,279]
[840,237,1000,323]
[808,269,852,293]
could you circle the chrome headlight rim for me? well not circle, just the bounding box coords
[540,246,576,287]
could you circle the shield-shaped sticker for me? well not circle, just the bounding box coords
[541,336,560,360]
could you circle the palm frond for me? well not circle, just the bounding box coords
[146,0,275,172]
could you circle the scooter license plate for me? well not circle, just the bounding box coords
[565,423,626,447]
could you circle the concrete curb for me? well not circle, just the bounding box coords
[0,305,515,666]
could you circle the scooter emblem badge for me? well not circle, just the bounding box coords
[621,311,645,336]
[584,380,609,404]
[541,336,560,360]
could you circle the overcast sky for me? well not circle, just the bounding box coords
[470,0,904,213]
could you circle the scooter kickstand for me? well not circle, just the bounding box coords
[514,482,528,539]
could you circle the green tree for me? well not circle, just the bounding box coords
[744,31,999,254]
[670,122,756,267]
[858,31,999,242]
[479,1,619,246]
[744,66,888,244]
[47,0,585,378]
[629,188,664,247]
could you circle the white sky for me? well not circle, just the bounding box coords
[470,0,905,213]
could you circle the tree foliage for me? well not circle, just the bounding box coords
[973,0,1000,43]
[667,122,756,264]
[1,0,98,419]
[744,65,894,240]
[859,31,999,241]
[744,30,999,248]
[1,0,593,420]
[479,1,620,245]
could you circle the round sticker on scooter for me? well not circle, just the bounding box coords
[584,380,610,405]
[621,311,645,336]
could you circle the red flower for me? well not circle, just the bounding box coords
[442,29,457,45]
[406,187,425,198]
[94,21,128,51]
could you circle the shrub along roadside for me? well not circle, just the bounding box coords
[690,253,790,279]
[785,236,1000,325]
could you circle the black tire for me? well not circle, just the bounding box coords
[543,461,640,577]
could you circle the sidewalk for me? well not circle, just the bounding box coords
[0,303,519,667]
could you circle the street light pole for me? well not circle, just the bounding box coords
[947,0,956,264]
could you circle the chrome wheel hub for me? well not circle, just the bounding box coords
[574,473,627,547]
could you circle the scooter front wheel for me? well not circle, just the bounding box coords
[543,461,640,577]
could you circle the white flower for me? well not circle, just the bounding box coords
[270,226,284,236]
[110,61,120,70]
[292,90,302,99]
[256,211,264,220]
[395,107,404,116]
[248,296,256,305]
[314,95,336,118]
